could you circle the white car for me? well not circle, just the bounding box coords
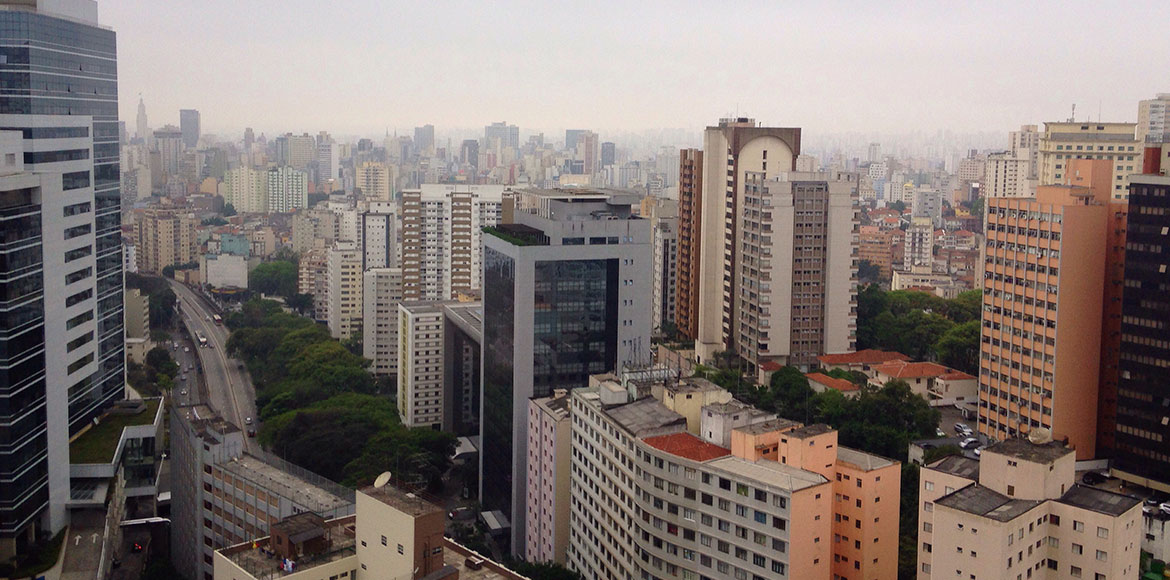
[960,437,981,449]
[183,346,190,353]
[1161,503,1170,516]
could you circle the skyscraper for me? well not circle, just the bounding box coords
[266,166,308,213]
[179,108,200,149]
[676,148,703,340]
[600,141,615,167]
[484,121,519,150]
[695,118,802,363]
[460,139,479,172]
[153,124,183,179]
[1038,121,1140,200]
[481,189,651,555]
[0,0,123,553]
[564,129,586,151]
[135,95,149,145]
[1112,168,1170,491]
[413,124,435,157]
[1137,93,1170,145]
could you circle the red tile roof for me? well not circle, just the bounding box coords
[759,361,782,371]
[642,433,731,462]
[817,349,910,366]
[805,373,859,392]
[871,360,951,379]
[939,371,976,381]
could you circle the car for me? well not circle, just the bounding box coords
[172,342,178,350]
[1161,503,1170,516]
[183,347,190,353]
[973,448,981,456]
[245,417,253,425]
[188,364,194,370]
[180,389,188,396]
[1081,471,1106,485]
[206,315,211,321]
[935,428,946,438]
[131,542,143,553]
[237,363,245,370]
[448,507,472,520]
[954,423,970,434]
[180,374,187,381]
[1144,505,1158,515]
[959,437,981,449]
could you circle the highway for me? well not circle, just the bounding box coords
[169,281,258,452]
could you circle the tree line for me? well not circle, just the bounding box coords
[225,298,455,489]
[857,285,982,374]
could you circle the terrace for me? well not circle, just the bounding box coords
[69,398,162,465]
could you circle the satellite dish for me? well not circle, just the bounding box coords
[1028,428,1053,445]
[374,472,392,488]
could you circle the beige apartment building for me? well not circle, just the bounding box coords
[222,166,268,214]
[696,118,802,363]
[399,184,506,300]
[135,207,198,274]
[356,161,393,202]
[362,267,403,377]
[524,390,572,565]
[733,171,859,375]
[917,437,1141,580]
[297,247,329,321]
[1137,93,1170,145]
[1038,121,1140,199]
[397,301,444,429]
[676,148,703,340]
[979,159,1120,459]
[325,241,362,340]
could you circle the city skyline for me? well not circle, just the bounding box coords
[107,1,1168,137]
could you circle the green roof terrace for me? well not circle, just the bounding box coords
[69,398,162,465]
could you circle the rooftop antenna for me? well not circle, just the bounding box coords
[1069,104,1076,123]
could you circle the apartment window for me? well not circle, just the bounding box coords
[1095,550,1106,562]
[1073,521,1084,532]
[380,535,387,546]
[1071,543,1082,555]
[1096,527,1108,539]
[1070,566,1081,577]
[924,481,934,491]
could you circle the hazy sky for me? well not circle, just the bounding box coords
[104,1,1170,140]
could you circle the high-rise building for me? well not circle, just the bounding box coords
[222,166,268,213]
[316,132,339,186]
[481,189,652,555]
[600,141,616,167]
[413,124,435,156]
[867,142,881,164]
[266,165,308,213]
[978,159,1120,459]
[695,118,802,363]
[732,171,858,374]
[1038,121,1140,199]
[917,437,1140,580]
[135,207,198,274]
[325,241,363,340]
[577,130,599,176]
[360,200,396,270]
[676,148,703,340]
[0,0,124,552]
[179,108,200,149]
[485,121,520,151]
[902,215,934,271]
[278,132,316,171]
[1112,170,1170,492]
[362,267,404,377]
[523,390,571,565]
[653,214,678,334]
[567,373,901,580]
[398,302,445,429]
[135,95,149,145]
[153,124,183,178]
[356,161,392,201]
[1138,93,1170,145]
[399,184,506,300]
[298,247,330,321]
[460,139,479,172]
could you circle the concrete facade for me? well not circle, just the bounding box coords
[524,391,571,565]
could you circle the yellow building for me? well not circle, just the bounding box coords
[1038,121,1140,199]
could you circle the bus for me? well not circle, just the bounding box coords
[196,333,208,347]
[212,314,222,325]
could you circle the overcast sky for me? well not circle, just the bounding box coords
[104,1,1170,140]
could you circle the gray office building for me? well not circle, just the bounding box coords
[0,0,124,554]
[179,108,200,149]
[481,188,652,555]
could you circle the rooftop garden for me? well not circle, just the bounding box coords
[482,225,547,246]
[69,398,161,464]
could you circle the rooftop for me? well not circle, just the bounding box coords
[806,373,859,392]
[222,455,353,514]
[935,485,1043,522]
[664,376,725,395]
[785,424,834,439]
[1057,485,1142,517]
[218,515,357,578]
[817,349,910,366]
[927,455,981,481]
[643,432,731,462]
[605,397,687,437]
[360,484,445,518]
[69,398,161,464]
[482,224,547,246]
[871,360,954,379]
[706,456,828,493]
[735,418,800,436]
[983,438,1072,465]
[837,446,896,471]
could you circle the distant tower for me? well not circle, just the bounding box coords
[136,95,149,145]
[179,109,200,149]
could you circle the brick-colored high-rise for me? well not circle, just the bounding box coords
[676,148,702,340]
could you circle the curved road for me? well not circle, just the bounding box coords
[169,281,258,453]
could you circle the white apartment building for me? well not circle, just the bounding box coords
[903,216,933,271]
[397,302,445,429]
[266,166,307,213]
[1039,121,1140,199]
[984,153,1033,198]
[325,241,363,340]
[734,171,858,374]
[222,166,268,213]
[360,200,396,270]
[917,437,1141,580]
[1138,93,1170,145]
[362,268,403,377]
[524,391,571,565]
[400,184,507,300]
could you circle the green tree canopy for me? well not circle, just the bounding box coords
[249,260,298,298]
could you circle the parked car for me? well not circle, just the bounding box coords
[973,448,981,456]
[245,417,253,425]
[247,427,256,438]
[935,428,946,438]
[1161,503,1170,516]
[954,423,971,435]
[183,346,190,353]
[959,437,981,449]
[1081,471,1106,485]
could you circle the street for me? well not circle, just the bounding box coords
[168,281,258,453]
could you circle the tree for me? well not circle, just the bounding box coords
[286,293,314,316]
[249,261,298,298]
[769,366,816,422]
[201,216,228,226]
[858,259,881,283]
[890,200,906,213]
[898,463,921,580]
[343,329,363,357]
[145,346,178,379]
[968,196,984,218]
[223,203,237,216]
[933,320,980,374]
